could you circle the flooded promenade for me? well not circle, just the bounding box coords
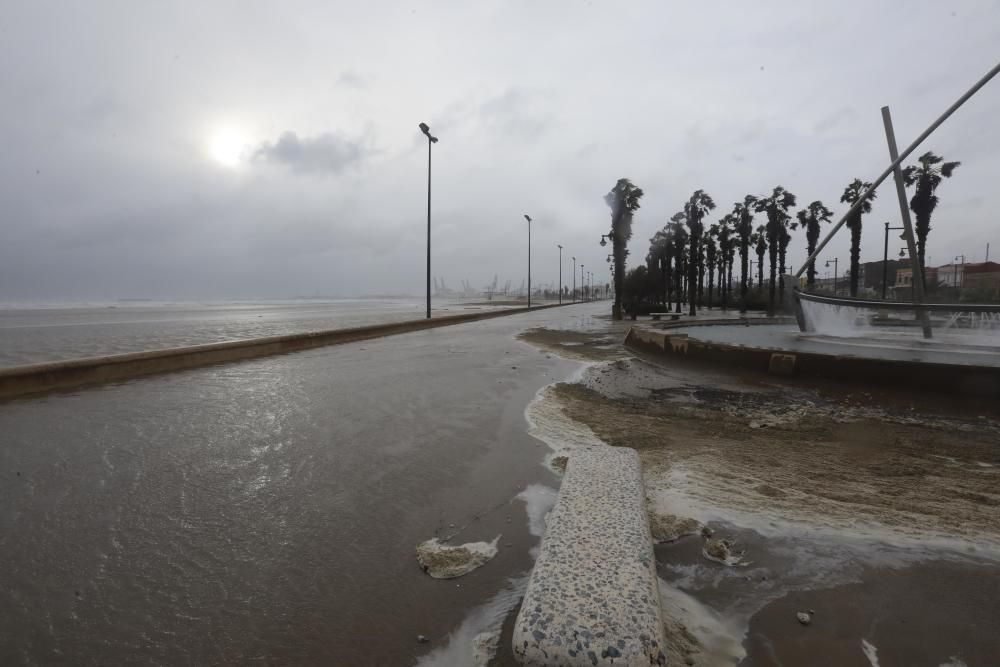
[0,302,601,665]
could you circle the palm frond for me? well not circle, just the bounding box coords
[941,161,960,178]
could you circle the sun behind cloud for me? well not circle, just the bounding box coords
[207,124,250,168]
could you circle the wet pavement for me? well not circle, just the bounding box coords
[0,301,605,665]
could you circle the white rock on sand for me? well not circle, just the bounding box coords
[415,537,499,579]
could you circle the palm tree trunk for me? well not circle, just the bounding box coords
[675,253,683,313]
[806,227,818,288]
[915,209,930,292]
[768,241,777,316]
[739,244,749,313]
[698,255,705,307]
[727,255,734,310]
[688,236,698,316]
[849,221,861,297]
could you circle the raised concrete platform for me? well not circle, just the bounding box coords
[512,448,666,666]
[625,321,1000,396]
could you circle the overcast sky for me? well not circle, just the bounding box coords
[2,1,998,301]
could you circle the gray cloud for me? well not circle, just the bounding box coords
[0,2,998,302]
[253,131,367,174]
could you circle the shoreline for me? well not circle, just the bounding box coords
[0,303,572,400]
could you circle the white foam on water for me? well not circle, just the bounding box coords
[516,484,557,540]
[658,577,746,665]
[646,462,1000,559]
[415,575,529,667]
[938,658,968,667]
[524,381,608,458]
[800,299,876,337]
[861,638,880,666]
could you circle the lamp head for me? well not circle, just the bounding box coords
[600,237,607,247]
[524,214,532,223]
[419,122,438,142]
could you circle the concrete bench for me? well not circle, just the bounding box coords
[512,448,666,666]
[650,312,682,321]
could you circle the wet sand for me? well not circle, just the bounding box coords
[516,321,1000,666]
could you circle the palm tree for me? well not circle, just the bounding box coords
[733,196,757,313]
[754,187,797,315]
[716,214,735,309]
[753,226,766,292]
[705,225,718,308]
[902,151,961,286]
[777,212,797,302]
[647,230,672,310]
[684,190,716,316]
[796,201,834,288]
[840,179,876,297]
[669,214,688,313]
[605,178,644,320]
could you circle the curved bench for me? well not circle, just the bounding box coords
[512,447,666,666]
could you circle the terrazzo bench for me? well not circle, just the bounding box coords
[512,447,666,666]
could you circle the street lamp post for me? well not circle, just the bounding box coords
[882,221,905,299]
[557,245,563,304]
[825,258,839,295]
[524,215,532,308]
[580,264,585,301]
[954,254,966,290]
[418,122,438,319]
[572,257,576,302]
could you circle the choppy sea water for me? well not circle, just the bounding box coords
[0,298,511,367]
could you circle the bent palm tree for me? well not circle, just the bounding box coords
[605,178,644,320]
[733,196,757,313]
[902,151,960,287]
[796,201,834,288]
[755,187,797,315]
[684,190,716,316]
[840,179,876,297]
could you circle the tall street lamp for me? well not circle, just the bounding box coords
[419,122,438,319]
[524,215,532,308]
[557,245,563,304]
[572,257,576,303]
[580,264,585,301]
[825,258,839,295]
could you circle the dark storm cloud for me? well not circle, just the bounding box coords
[253,131,367,174]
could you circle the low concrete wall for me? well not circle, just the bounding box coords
[625,324,1000,397]
[512,448,666,666]
[0,304,567,400]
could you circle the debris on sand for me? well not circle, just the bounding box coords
[796,611,812,626]
[549,455,569,472]
[702,537,748,567]
[648,511,702,543]
[416,537,499,579]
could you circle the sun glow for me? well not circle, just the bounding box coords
[207,126,250,168]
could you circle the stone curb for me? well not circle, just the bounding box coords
[512,447,666,666]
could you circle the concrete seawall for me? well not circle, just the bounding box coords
[0,304,567,400]
[512,448,666,666]
[625,322,1000,396]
